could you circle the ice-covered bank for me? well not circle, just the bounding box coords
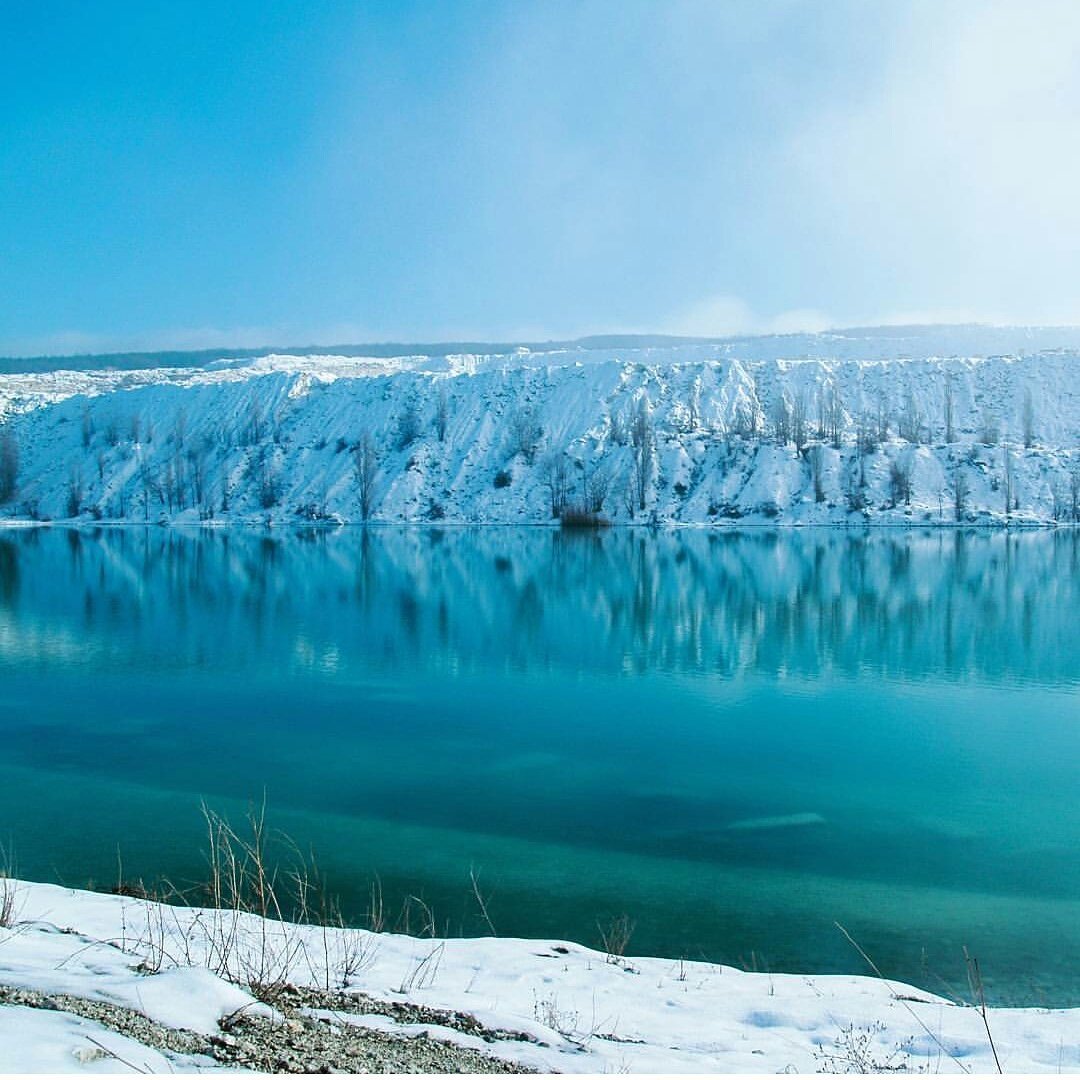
[0,339,1077,527]
[0,879,1078,1073]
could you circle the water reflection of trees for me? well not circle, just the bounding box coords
[0,526,1075,684]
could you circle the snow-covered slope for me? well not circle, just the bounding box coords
[2,879,1078,1073]
[0,338,1077,525]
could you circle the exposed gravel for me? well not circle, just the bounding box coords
[0,983,536,1073]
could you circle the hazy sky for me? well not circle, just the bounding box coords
[3,0,1080,354]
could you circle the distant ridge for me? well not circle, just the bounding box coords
[4,324,1080,375]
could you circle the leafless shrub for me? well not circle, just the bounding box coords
[0,847,19,929]
[814,1021,922,1073]
[597,913,635,966]
[397,942,445,994]
[560,506,610,529]
[508,404,543,463]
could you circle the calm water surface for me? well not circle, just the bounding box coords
[0,526,1077,1004]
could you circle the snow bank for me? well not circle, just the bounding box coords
[1,880,1078,1073]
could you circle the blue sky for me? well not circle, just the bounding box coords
[3,0,1080,354]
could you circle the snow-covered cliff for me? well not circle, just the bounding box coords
[0,338,1077,525]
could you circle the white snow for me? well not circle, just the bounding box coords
[0,337,1076,527]
[1,879,1078,1073]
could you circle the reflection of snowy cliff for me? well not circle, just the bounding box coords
[0,345,1077,524]
[1,527,1075,686]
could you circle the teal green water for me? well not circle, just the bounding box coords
[0,526,1077,1004]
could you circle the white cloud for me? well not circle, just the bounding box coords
[667,294,833,337]
[789,0,1080,318]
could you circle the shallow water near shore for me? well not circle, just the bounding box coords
[0,525,1077,1005]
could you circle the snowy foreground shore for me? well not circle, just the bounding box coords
[0,340,1078,527]
[1,880,1077,1073]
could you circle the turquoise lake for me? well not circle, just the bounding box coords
[0,526,1077,1004]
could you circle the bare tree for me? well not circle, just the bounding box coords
[1021,388,1036,449]
[819,383,844,448]
[352,432,379,522]
[1051,481,1067,522]
[187,446,208,507]
[241,398,265,447]
[434,384,449,442]
[80,403,94,448]
[608,406,629,446]
[874,389,890,443]
[584,459,611,513]
[730,399,759,440]
[791,391,809,453]
[889,457,913,507]
[978,409,1000,446]
[845,456,868,513]
[540,452,572,518]
[1002,446,1015,519]
[855,412,877,456]
[66,464,85,518]
[173,408,189,449]
[137,459,158,521]
[950,464,970,521]
[630,398,654,512]
[0,429,18,503]
[1070,466,1080,522]
[808,444,827,502]
[898,387,924,444]
[943,374,955,444]
[396,400,421,450]
[771,395,792,445]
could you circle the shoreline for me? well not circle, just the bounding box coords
[1,877,1077,1073]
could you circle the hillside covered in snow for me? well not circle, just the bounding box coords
[0,330,1077,526]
